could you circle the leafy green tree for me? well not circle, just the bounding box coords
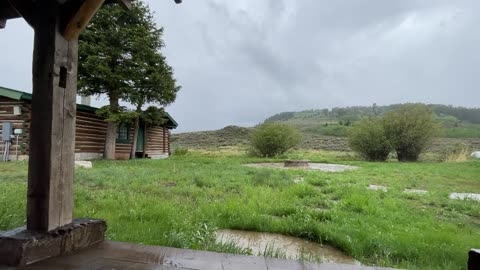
[122,5,179,159]
[348,119,391,161]
[250,123,302,157]
[383,104,439,161]
[79,0,178,159]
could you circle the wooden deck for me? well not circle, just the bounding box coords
[10,241,399,270]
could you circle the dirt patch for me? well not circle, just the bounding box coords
[244,163,359,172]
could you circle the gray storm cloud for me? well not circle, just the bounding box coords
[1,0,479,132]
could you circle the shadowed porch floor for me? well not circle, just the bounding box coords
[11,241,400,270]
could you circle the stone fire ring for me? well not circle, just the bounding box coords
[284,160,309,168]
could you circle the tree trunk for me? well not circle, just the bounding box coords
[104,94,119,159]
[142,122,148,158]
[396,148,419,162]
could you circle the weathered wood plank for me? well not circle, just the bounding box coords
[63,0,105,41]
[23,240,401,270]
[27,1,77,232]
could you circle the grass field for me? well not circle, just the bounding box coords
[1,149,479,269]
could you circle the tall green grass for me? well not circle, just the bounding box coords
[0,150,479,269]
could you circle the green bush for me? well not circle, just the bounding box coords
[250,123,302,157]
[348,119,391,161]
[383,104,439,162]
[173,147,189,155]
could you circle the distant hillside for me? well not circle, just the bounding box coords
[171,125,252,149]
[171,126,480,153]
[172,125,352,151]
[171,104,480,152]
[264,104,480,139]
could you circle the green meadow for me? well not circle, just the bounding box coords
[1,149,479,270]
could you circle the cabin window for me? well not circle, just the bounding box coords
[116,124,130,143]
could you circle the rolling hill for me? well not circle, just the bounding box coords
[263,104,480,138]
[171,104,480,152]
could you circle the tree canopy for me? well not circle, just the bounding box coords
[78,0,179,159]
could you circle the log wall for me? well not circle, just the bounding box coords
[75,111,107,153]
[0,96,171,160]
[145,126,170,157]
[0,96,30,159]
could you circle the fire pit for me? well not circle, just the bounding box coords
[284,160,309,168]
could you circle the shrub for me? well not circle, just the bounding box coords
[250,123,302,157]
[383,104,439,162]
[348,119,391,161]
[440,143,471,162]
[173,147,189,155]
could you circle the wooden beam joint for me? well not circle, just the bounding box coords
[7,0,36,27]
[62,0,105,41]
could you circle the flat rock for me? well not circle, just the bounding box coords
[293,177,304,184]
[449,193,480,201]
[403,189,428,195]
[75,161,92,169]
[471,151,480,158]
[368,185,388,192]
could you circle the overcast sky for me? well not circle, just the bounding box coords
[1,0,479,132]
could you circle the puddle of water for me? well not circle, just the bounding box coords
[215,229,359,264]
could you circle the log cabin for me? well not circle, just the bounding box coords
[0,86,177,161]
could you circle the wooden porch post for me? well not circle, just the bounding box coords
[26,1,77,232]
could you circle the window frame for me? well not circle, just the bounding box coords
[116,124,130,144]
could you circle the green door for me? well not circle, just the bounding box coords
[136,126,144,152]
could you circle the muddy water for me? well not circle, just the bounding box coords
[215,229,359,264]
